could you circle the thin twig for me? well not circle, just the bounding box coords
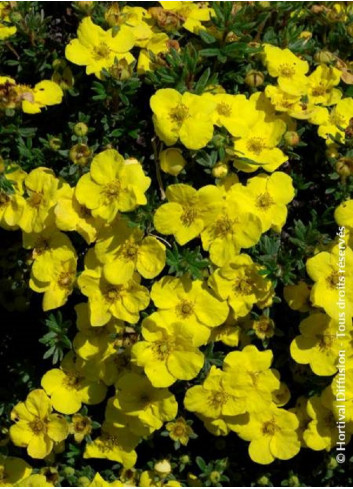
[152,136,166,200]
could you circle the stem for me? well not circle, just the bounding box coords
[5,42,20,59]
[152,136,166,201]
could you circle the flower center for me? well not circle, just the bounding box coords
[331,112,345,127]
[326,271,340,289]
[169,103,189,124]
[176,299,194,319]
[215,216,233,237]
[317,334,335,351]
[208,390,228,409]
[93,42,111,60]
[103,180,121,200]
[180,206,197,226]
[104,285,124,303]
[262,419,277,436]
[233,275,253,295]
[57,271,74,288]
[217,102,232,117]
[278,64,296,78]
[153,340,174,360]
[121,242,138,261]
[28,192,42,208]
[64,372,82,389]
[311,85,327,97]
[256,192,274,209]
[246,137,265,155]
[173,424,186,437]
[29,418,46,435]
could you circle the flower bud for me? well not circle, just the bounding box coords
[73,122,88,137]
[74,1,94,14]
[49,137,62,151]
[314,50,335,64]
[77,476,90,487]
[69,143,91,166]
[154,459,171,476]
[288,475,300,487]
[160,148,186,176]
[212,161,229,179]
[284,131,300,147]
[209,471,221,484]
[245,70,264,87]
[225,31,240,43]
[257,475,270,486]
[299,31,312,41]
[105,3,120,27]
[336,157,353,178]
[63,467,75,477]
[326,144,339,159]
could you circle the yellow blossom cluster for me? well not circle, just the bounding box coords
[1,1,353,485]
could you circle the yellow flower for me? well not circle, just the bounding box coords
[159,1,213,34]
[234,404,300,464]
[233,117,288,173]
[29,246,77,311]
[263,44,309,95]
[201,188,262,267]
[154,183,222,245]
[159,148,186,176]
[69,414,92,443]
[19,81,63,114]
[205,93,249,136]
[41,353,107,415]
[78,249,150,326]
[306,244,353,319]
[75,149,151,223]
[252,315,275,340]
[9,389,68,459]
[184,366,247,420]
[335,199,353,230]
[150,89,215,149]
[73,303,124,358]
[84,423,137,468]
[318,97,353,143]
[106,5,153,47]
[137,33,176,74]
[165,417,194,446]
[132,314,204,387]
[306,64,342,106]
[23,228,74,261]
[0,2,16,40]
[290,313,353,376]
[223,345,280,413]
[113,372,178,431]
[230,172,295,233]
[0,168,26,230]
[65,17,135,79]
[18,167,62,234]
[95,218,166,284]
[283,281,311,312]
[0,456,32,486]
[303,393,338,451]
[150,274,229,345]
[55,185,103,244]
[209,254,274,318]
